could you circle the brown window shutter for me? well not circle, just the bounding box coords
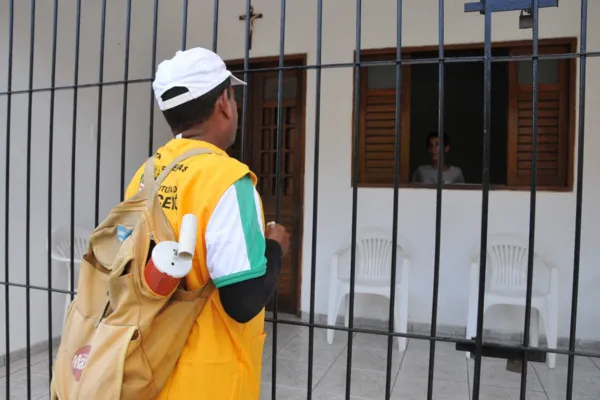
[507,46,570,188]
[357,65,411,186]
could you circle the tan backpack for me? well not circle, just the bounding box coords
[51,148,215,400]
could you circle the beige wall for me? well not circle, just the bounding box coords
[1,0,599,356]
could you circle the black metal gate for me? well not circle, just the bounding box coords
[1,0,597,399]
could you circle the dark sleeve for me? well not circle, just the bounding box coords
[219,239,283,323]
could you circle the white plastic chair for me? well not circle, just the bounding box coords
[49,226,89,323]
[326,228,411,351]
[465,233,559,369]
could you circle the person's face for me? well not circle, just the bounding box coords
[427,137,450,162]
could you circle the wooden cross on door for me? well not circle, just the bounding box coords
[239,6,263,50]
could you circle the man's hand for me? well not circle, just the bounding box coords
[265,222,290,256]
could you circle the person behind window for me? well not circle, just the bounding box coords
[412,131,465,184]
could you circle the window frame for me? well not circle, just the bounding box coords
[352,38,577,192]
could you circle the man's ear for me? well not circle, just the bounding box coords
[219,89,233,119]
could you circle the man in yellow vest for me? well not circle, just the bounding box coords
[125,47,290,399]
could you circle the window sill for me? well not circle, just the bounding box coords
[354,183,572,192]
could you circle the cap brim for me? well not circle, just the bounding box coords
[231,74,246,86]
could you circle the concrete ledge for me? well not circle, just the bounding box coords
[0,337,61,368]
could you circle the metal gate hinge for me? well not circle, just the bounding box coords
[464,0,559,14]
[456,339,547,366]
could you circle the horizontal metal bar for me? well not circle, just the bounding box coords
[457,341,546,363]
[0,51,597,97]
[0,282,596,360]
[263,317,600,359]
[465,0,558,13]
[0,281,76,295]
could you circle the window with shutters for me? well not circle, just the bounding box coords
[507,45,571,188]
[356,59,411,185]
[354,39,575,191]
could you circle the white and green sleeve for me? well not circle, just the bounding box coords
[205,175,267,288]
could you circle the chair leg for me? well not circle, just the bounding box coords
[394,298,407,352]
[545,301,558,369]
[327,286,345,345]
[530,310,539,348]
[465,298,477,360]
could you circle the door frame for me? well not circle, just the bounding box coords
[226,54,307,316]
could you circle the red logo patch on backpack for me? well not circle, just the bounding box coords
[72,345,91,381]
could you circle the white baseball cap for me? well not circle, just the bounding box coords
[152,47,246,111]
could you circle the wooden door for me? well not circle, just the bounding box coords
[229,59,305,315]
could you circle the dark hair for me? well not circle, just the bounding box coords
[426,131,451,148]
[161,77,231,133]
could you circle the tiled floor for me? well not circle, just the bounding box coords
[258,320,600,400]
[1,321,600,400]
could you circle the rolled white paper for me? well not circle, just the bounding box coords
[177,214,197,261]
[151,241,191,278]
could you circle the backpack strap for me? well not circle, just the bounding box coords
[144,148,217,300]
[144,147,216,190]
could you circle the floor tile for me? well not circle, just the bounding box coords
[308,391,372,400]
[391,378,470,400]
[352,332,399,352]
[0,369,50,400]
[0,352,52,378]
[259,384,307,400]
[468,358,544,391]
[263,323,303,360]
[261,357,328,391]
[333,346,403,376]
[477,385,549,400]
[399,341,469,383]
[406,339,462,356]
[277,328,347,367]
[533,356,600,400]
[314,366,390,399]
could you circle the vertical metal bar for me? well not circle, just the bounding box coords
[240,0,251,163]
[566,0,588,397]
[47,0,60,383]
[520,1,540,398]
[271,2,287,398]
[3,0,14,397]
[148,0,159,157]
[212,0,219,52]
[427,0,445,397]
[94,0,107,226]
[119,0,132,201]
[306,0,323,398]
[24,1,37,396]
[346,0,362,398]
[384,0,403,398]
[69,0,82,306]
[181,0,189,50]
[471,0,493,398]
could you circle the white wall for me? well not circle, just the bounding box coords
[1,0,599,357]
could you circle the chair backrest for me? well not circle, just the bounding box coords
[476,233,552,294]
[50,226,90,262]
[337,227,409,284]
